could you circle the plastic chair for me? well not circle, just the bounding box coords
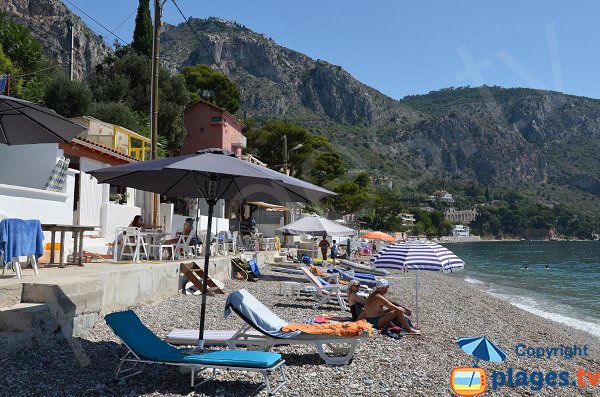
[117,227,148,262]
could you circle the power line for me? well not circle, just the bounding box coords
[63,0,130,46]
[170,0,228,76]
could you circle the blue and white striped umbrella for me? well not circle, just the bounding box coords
[373,240,465,273]
[457,336,508,363]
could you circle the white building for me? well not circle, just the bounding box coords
[400,213,416,225]
[452,224,470,237]
[0,117,229,260]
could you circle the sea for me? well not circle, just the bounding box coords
[444,241,600,338]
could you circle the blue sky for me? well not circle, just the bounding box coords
[65,0,600,100]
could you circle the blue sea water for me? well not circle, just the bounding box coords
[445,241,600,338]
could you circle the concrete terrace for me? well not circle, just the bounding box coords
[0,254,243,355]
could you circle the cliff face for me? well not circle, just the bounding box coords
[1,0,112,79]
[4,7,600,204]
[160,18,412,126]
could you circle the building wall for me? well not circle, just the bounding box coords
[0,144,62,189]
[182,102,244,156]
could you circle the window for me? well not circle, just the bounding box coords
[211,116,222,123]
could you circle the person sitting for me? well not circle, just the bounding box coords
[129,215,158,230]
[164,218,201,246]
[347,280,366,321]
[358,279,420,334]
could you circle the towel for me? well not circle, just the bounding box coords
[0,219,44,265]
[281,319,373,337]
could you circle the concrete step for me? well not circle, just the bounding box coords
[21,277,103,337]
[0,303,56,332]
[0,283,23,308]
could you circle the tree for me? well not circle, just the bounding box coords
[0,13,42,74]
[90,51,190,151]
[309,151,345,185]
[44,76,92,118]
[182,64,240,113]
[89,102,141,132]
[132,0,153,56]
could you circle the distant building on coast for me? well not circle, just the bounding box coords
[399,213,416,226]
[429,190,454,204]
[445,208,477,224]
[452,224,470,237]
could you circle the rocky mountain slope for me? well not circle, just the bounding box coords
[4,6,600,215]
[1,0,111,79]
[160,18,600,200]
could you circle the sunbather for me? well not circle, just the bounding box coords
[358,279,420,334]
[347,280,366,321]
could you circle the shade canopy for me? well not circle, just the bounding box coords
[373,240,465,272]
[276,215,355,236]
[89,149,333,203]
[0,95,86,145]
[362,231,396,242]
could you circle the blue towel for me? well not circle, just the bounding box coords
[248,259,261,276]
[0,219,44,265]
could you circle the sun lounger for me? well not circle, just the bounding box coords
[300,267,348,310]
[165,289,369,365]
[105,310,286,395]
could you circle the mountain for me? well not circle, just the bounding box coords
[1,0,111,79]
[159,18,600,211]
[3,6,600,217]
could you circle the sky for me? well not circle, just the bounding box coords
[64,0,600,100]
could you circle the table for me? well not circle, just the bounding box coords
[141,231,170,260]
[41,224,97,267]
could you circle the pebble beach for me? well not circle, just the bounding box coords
[3,268,599,397]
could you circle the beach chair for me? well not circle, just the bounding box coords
[165,289,369,365]
[300,267,348,311]
[105,310,286,395]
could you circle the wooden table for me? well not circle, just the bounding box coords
[41,224,97,267]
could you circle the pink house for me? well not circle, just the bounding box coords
[182,100,246,157]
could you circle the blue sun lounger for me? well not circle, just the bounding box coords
[105,310,286,395]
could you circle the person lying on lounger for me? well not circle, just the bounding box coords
[358,279,420,334]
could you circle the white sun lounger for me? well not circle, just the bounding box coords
[165,289,369,365]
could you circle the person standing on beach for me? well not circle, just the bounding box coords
[318,236,330,261]
[359,279,420,334]
[330,239,337,264]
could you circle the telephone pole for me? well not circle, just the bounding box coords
[150,0,163,225]
[68,20,74,80]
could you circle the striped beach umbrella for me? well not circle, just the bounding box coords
[373,240,465,272]
[372,240,465,326]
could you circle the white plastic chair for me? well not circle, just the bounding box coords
[174,234,195,259]
[117,227,148,262]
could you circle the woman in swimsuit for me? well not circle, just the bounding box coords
[347,280,366,321]
[358,279,420,334]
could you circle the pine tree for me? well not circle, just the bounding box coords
[132,0,153,56]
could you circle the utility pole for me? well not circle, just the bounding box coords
[282,135,288,175]
[150,0,163,225]
[68,20,74,80]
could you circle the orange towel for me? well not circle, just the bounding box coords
[281,319,373,337]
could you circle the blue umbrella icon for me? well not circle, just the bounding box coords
[457,336,507,387]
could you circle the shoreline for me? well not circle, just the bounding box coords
[3,269,599,396]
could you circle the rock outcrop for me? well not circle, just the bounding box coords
[1,0,112,79]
